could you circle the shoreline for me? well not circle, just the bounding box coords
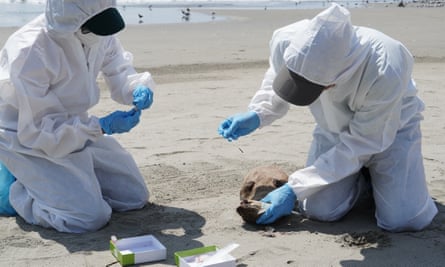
[116,7,445,71]
[0,4,445,65]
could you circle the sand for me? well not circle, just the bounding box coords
[0,5,444,267]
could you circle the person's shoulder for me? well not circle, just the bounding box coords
[356,26,413,69]
[3,17,63,71]
[356,26,408,52]
[7,15,47,50]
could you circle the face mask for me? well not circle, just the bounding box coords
[75,30,103,47]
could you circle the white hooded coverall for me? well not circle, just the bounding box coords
[248,4,437,232]
[0,0,154,233]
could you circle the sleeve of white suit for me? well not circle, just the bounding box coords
[247,26,293,127]
[101,37,156,105]
[289,69,406,200]
[12,45,103,158]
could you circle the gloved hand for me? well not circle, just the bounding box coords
[132,85,153,110]
[99,109,141,135]
[218,111,260,141]
[256,183,296,224]
[0,162,17,216]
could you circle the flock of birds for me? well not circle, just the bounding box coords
[129,5,216,24]
[180,8,216,21]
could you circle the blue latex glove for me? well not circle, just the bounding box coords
[99,109,141,135]
[218,111,260,141]
[0,162,17,216]
[256,183,296,224]
[132,85,153,110]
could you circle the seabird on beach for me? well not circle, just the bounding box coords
[181,8,191,21]
[138,13,144,24]
[181,8,191,17]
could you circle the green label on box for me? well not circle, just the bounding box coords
[110,241,135,266]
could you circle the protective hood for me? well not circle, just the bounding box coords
[45,0,118,35]
[283,3,369,86]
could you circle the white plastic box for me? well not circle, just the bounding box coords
[110,235,166,266]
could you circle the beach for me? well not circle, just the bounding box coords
[0,5,444,267]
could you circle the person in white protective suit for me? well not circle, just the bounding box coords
[0,0,156,233]
[218,4,437,232]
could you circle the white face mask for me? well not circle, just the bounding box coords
[75,30,103,47]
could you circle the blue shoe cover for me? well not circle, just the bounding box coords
[0,162,17,216]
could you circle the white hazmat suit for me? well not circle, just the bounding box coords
[0,0,154,233]
[248,4,437,231]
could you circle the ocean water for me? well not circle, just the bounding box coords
[0,0,371,28]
